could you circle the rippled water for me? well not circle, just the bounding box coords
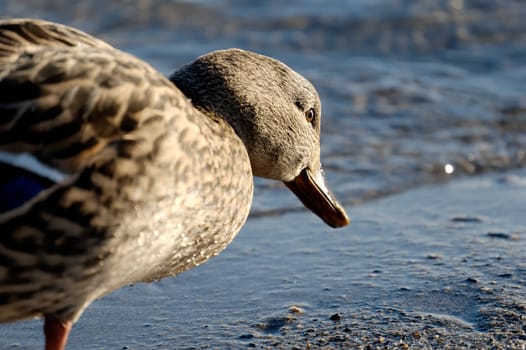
[0,1,525,349]
[2,0,525,212]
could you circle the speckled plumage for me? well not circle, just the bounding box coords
[0,19,348,350]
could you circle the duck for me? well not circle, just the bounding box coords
[0,18,349,350]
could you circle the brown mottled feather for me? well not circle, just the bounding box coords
[0,18,348,350]
[0,19,253,324]
[0,19,174,173]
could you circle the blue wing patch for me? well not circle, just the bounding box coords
[0,162,55,213]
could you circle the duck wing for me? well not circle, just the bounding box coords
[0,18,176,173]
[0,18,113,63]
[0,19,181,214]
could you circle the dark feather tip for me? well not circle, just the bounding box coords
[0,162,54,213]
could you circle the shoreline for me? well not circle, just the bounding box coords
[1,170,524,349]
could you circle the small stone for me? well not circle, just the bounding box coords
[487,232,511,240]
[426,254,441,260]
[330,313,342,321]
[451,216,483,223]
[289,305,303,314]
[330,334,346,342]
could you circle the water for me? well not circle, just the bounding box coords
[0,1,525,348]
[1,0,524,207]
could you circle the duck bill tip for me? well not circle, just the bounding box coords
[285,168,350,228]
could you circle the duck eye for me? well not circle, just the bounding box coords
[305,108,316,124]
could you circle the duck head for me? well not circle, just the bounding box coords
[170,49,349,228]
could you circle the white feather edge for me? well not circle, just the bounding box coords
[0,151,67,183]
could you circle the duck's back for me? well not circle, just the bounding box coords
[0,19,253,324]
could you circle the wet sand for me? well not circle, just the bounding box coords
[1,170,524,349]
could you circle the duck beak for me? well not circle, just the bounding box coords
[285,168,350,228]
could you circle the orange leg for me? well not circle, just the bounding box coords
[44,316,72,350]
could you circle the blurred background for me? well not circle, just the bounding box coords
[1,1,525,349]
[1,0,525,212]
